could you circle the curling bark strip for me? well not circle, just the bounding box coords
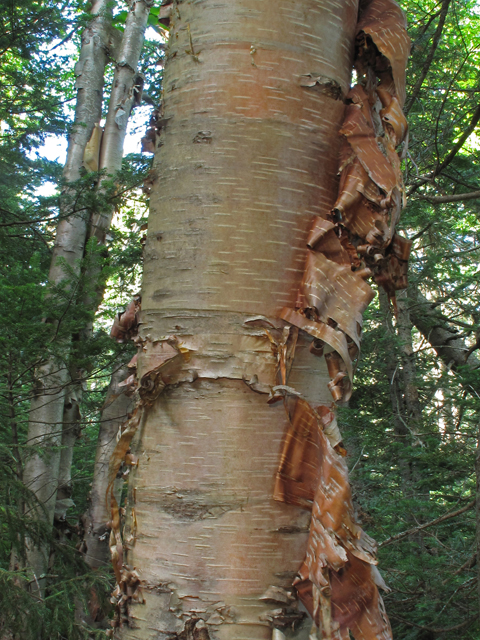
[83,366,135,572]
[107,1,410,638]
[275,0,411,637]
[280,0,411,403]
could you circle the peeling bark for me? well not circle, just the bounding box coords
[111,1,410,638]
[119,0,358,636]
[84,366,134,571]
[276,2,410,632]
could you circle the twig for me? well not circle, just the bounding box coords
[450,552,477,580]
[405,0,452,115]
[379,500,475,547]
[416,189,480,203]
[408,101,480,196]
[349,447,365,475]
[410,221,434,242]
[389,613,477,633]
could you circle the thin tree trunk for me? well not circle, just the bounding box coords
[379,291,412,484]
[54,385,82,521]
[84,366,134,571]
[396,290,423,444]
[92,0,154,245]
[52,0,152,526]
[23,0,113,593]
[7,366,25,573]
[120,1,359,638]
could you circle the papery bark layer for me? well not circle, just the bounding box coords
[110,0,410,638]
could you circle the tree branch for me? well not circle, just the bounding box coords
[408,287,480,391]
[408,101,480,196]
[379,500,475,548]
[405,0,452,115]
[416,189,480,203]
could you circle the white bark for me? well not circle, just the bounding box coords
[23,0,113,593]
[119,0,359,637]
[92,0,154,244]
[52,0,153,526]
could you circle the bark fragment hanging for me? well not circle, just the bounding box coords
[83,122,104,172]
[281,0,411,406]
[276,0,410,637]
[275,398,389,638]
[107,297,193,634]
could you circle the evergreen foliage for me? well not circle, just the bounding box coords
[0,1,158,637]
[1,0,480,638]
[338,1,480,636]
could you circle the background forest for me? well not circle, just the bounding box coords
[1,0,480,638]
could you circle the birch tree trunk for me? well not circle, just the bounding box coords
[84,366,134,571]
[54,0,152,524]
[120,1,359,638]
[23,0,113,592]
[92,0,154,244]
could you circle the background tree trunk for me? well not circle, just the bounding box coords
[379,290,414,485]
[84,365,134,571]
[408,286,480,382]
[120,1,358,638]
[396,291,423,443]
[53,0,152,526]
[23,0,113,591]
[54,386,82,522]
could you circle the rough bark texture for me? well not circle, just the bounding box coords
[23,0,113,590]
[110,1,411,638]
[84,366,134,570]
[121,1,358,638]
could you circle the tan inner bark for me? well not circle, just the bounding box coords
[120,1,358,638]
